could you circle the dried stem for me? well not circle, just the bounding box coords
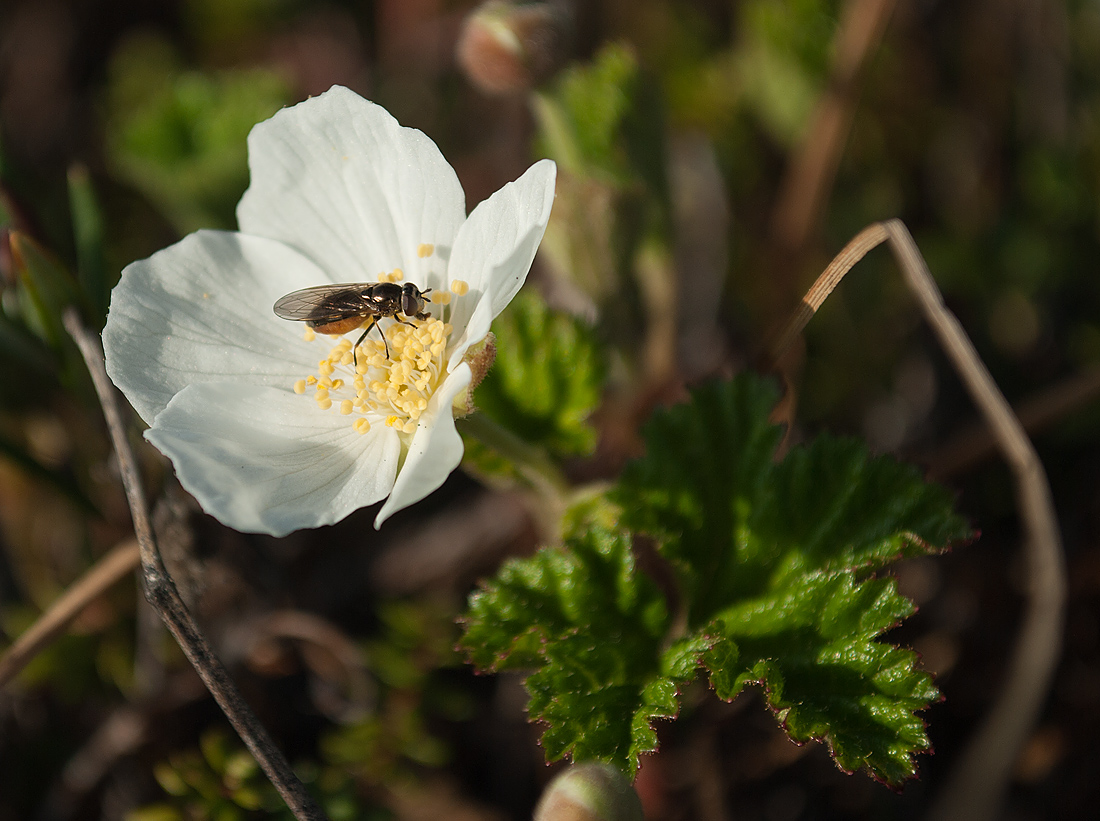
[0,538,140,687]
[62,309,328,821]
[923,364,1100,479]
[881,222,1066,821]
[766,222,889,366]
[767,221,1066,821]
[770,0,897,251]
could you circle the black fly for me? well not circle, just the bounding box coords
[273,282,432,365]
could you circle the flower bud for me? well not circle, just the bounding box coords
[456,1,570,95]
[533,762,643,821]
[453,332,497,417]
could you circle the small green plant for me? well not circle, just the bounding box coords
[461,374,971,786]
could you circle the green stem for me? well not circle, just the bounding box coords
[457,412,570,502]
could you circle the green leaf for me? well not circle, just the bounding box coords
[474,291,604,459]
[463,373,972,786]
[105,35,291,232]
[8,231,81,350]
[615,376,971,624]
[612,374,970,785]
[703,570,937,787]
[67,164,109,326]
[534,43,639,180]
[461,526,685,774]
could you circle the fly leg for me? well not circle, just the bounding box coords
[351,318,390,367]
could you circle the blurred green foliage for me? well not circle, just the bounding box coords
[474,291,604,459]
[104,34,291,234]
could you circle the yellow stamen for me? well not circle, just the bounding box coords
[303,328,315,342]
[417,243,434,258]
[450,279,469,296]
[391,268,404,281]
[293,312,451,437]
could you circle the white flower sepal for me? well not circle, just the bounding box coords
[102,86,556,537]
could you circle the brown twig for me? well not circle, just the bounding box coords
[770,0,897,251]
[880,222,1066,821]
[766,222,889,366]
[923,364,1100,479]
[0,538,140,687]
[767,221,1066,821]
[62,309,328,821]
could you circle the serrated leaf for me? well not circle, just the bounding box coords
[615,376,971,623]
[703,570,936,786]
[474,291,604,460]
[609,373,971,785]
[463,373,971,785]
[461,526,684,774]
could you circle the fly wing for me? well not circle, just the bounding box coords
[272,284,368,322]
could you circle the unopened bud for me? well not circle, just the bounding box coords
[533,762,643,821]
[457,1,570,95]
[453,332,497,417]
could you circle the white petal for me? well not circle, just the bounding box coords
[373,363,473,528]
[146,384,401,537]
[103,231,328,424]
[237,86,466,289]
[445,159,556,367]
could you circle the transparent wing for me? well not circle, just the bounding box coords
[272,284,369,321]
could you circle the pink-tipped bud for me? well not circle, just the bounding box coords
[456,1,570,95]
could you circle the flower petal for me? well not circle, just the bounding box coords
[103,230,327,424]
[146,383,401,536]
[445,159,556,367]
[237,85,466,289]
[373,362,473,528]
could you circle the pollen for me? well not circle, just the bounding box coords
[431,290,452,305]
[450,279,469,296]
[303,327,316,342]
[292,311,453,438]
[417,243,434,258]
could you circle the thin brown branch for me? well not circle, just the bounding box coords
[770,221,1066,821]
[770,0,897,251]
[879,222,1066,821]
[62,309,328,821]
[0,538,140,687]
[766,222,888,366]
[924,365,1100,479]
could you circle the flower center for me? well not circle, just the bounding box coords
[291,277,469,436]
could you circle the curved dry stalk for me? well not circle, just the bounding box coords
[771,0,897,251]
[881,221,1066,821]
[0,538,140,687]
[768,221,1066,821]
[62,309,328,821]
[766,222,888,366]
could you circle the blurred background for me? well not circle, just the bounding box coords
[1,0,1099,819]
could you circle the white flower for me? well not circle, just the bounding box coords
[103,86,556,536]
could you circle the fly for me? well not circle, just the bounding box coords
[273,281,432,364]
